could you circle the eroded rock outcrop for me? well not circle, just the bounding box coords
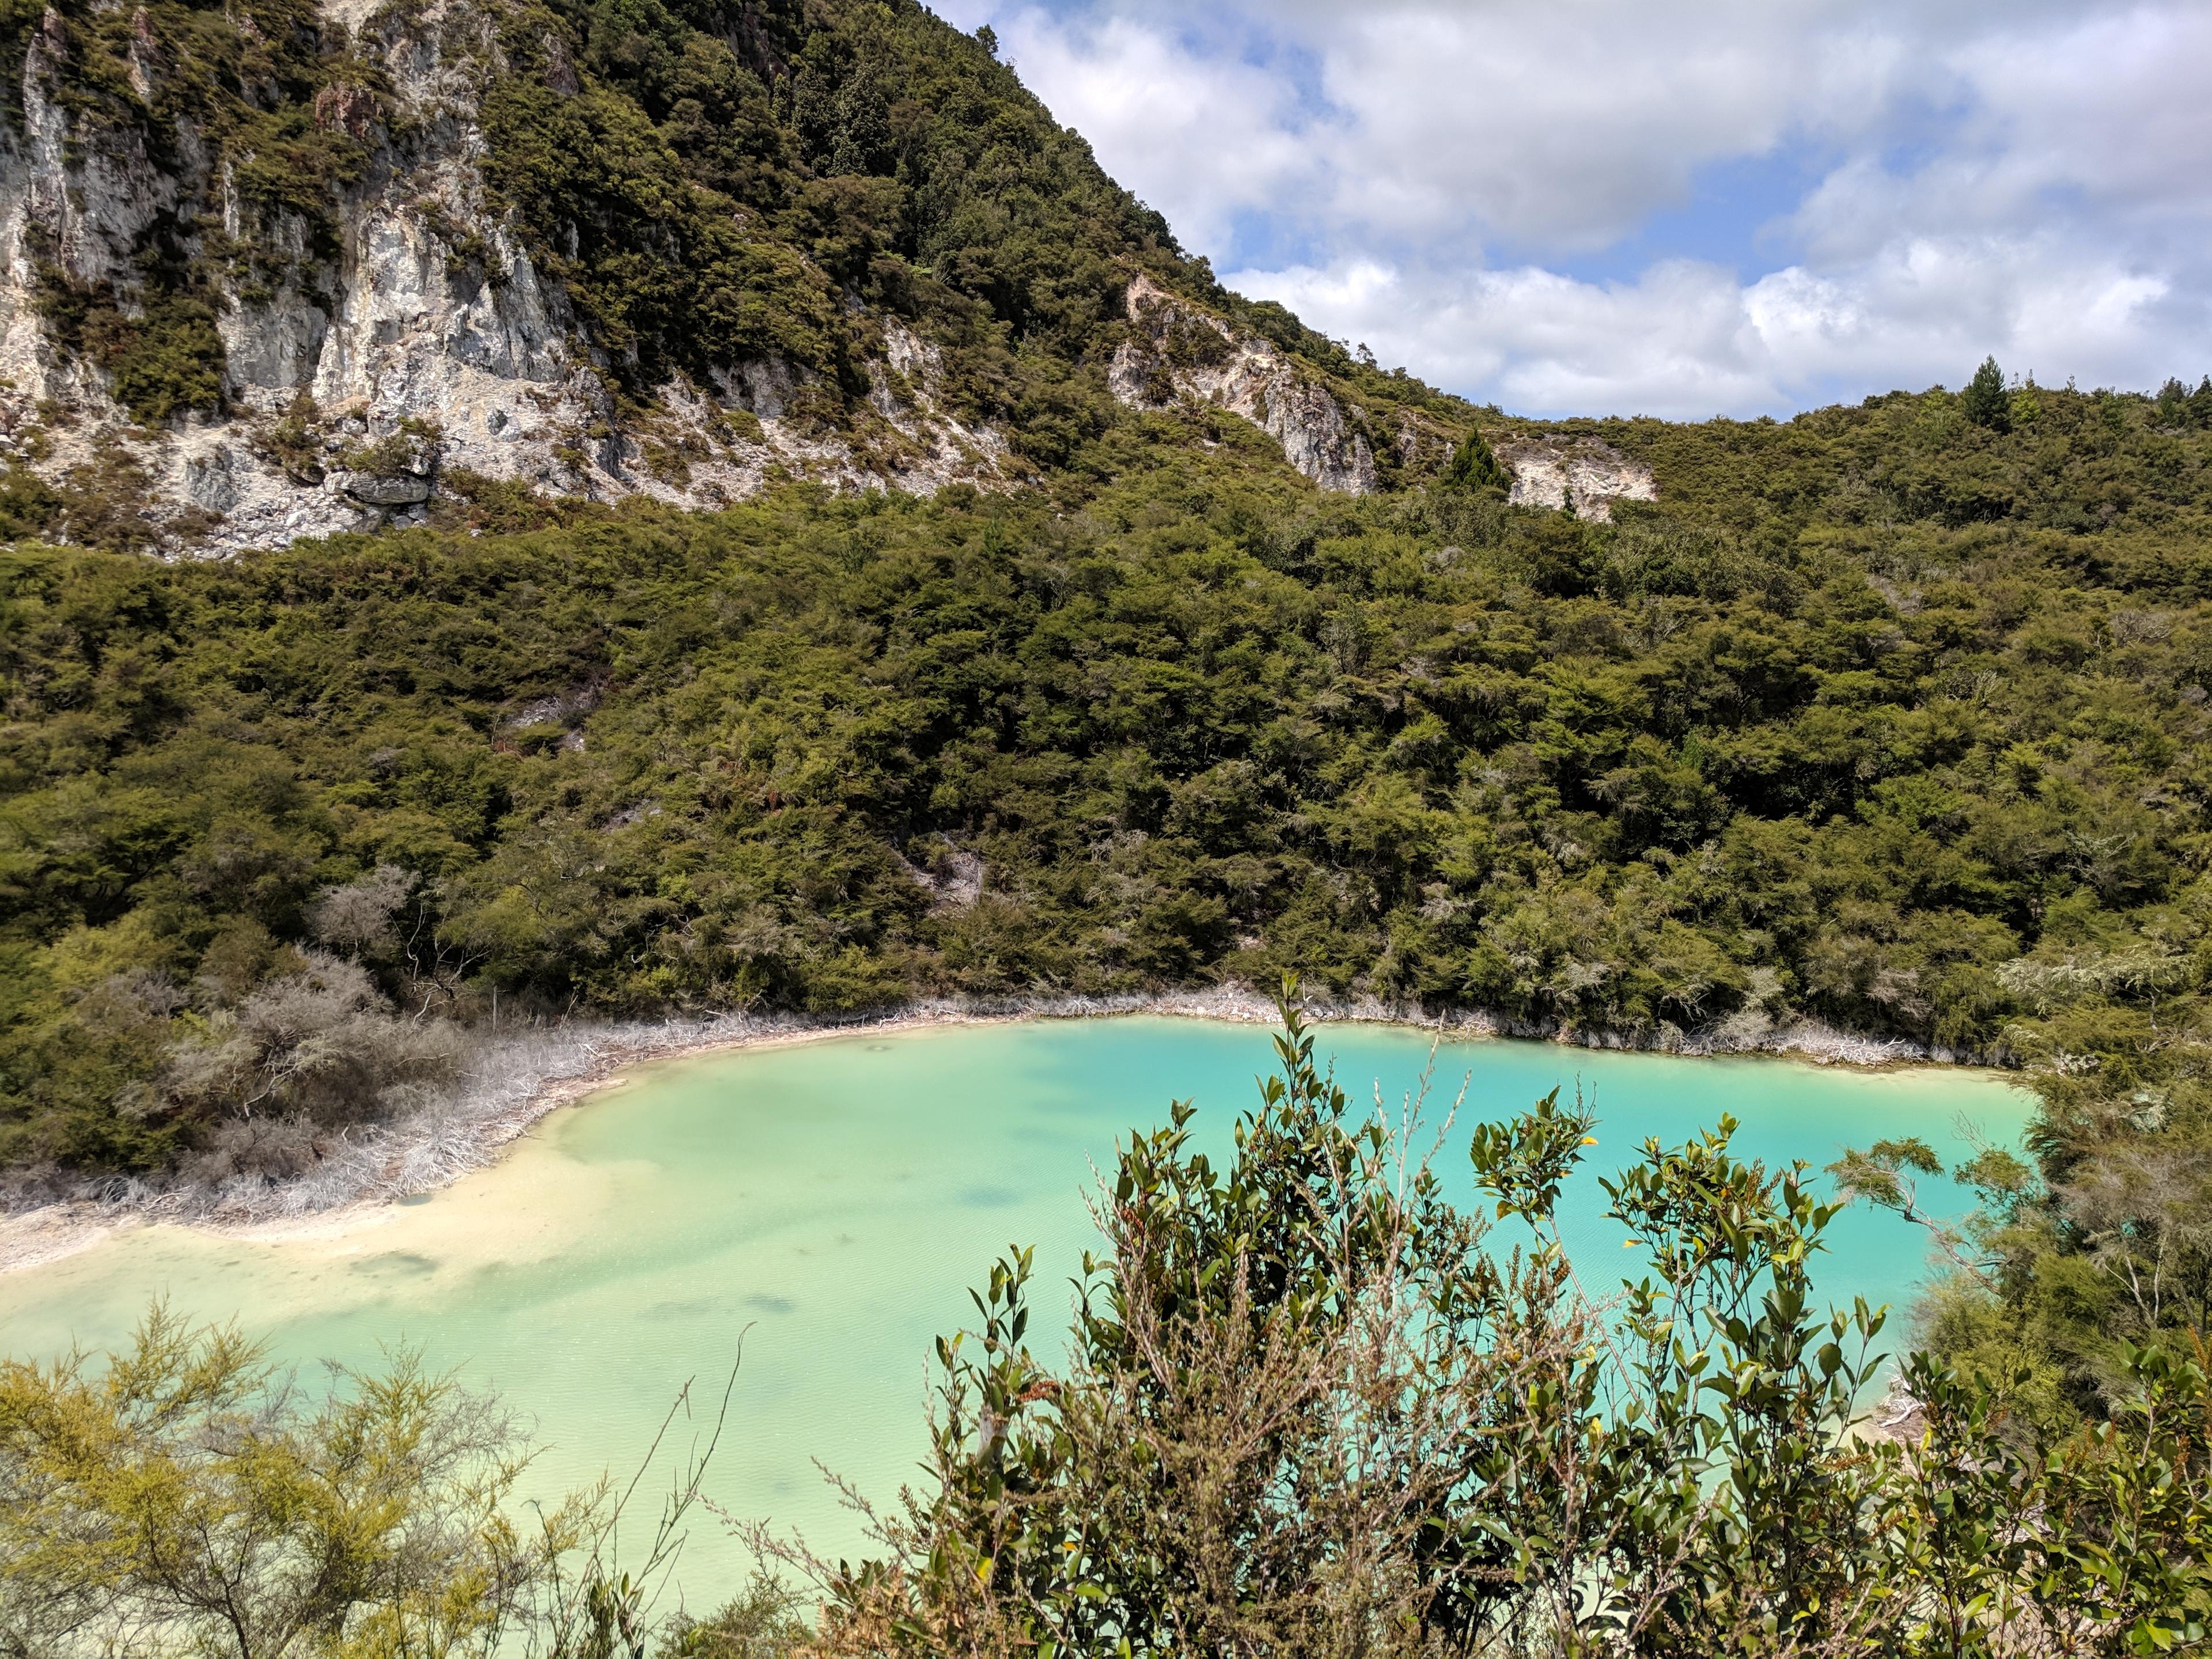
[0,0,1011,554]
[1495,434,1656,522]
[1108,274,1379,494]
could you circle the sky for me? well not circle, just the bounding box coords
[931,0,2212,420]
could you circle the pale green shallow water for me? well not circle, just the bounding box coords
[0,1016,2028,1611]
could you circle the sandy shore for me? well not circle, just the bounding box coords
[0,986,1953,1277]
[0,1004,1030,1277]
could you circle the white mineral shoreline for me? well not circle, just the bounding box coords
[0,986,1985,1277]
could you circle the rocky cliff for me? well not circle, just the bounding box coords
[0,0,1046,554]
[1105,274,1500,498]
[0,0,1584,555]
[1495,434,1657,521]
[1108,274,1380,493]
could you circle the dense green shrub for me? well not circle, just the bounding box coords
[1442,426,1510,495]
[793,999,2212,1654]
[6,379,2212,1191]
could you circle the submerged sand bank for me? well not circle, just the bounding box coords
[0,986,1951,1276]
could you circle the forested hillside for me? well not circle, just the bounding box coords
[4,0,2212,1645]
[5,354,2212,1407]
[0,0,1445,545]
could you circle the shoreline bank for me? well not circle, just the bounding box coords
[0,987,1988,1277]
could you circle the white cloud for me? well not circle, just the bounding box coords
[1291,1,1895,252]
[985,12,1312,251]
[1240,241,2184,421]
[946,0,2212,414]
[1240,259,1778,421]
[1953,6,2212,223]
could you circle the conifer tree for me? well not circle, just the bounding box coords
[1961,355,2012,433]
[1443,426,1510,495]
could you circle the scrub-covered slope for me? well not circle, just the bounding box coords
[0,0,1475,550]
[7,0,2212,1437]
[7,374,2212,1198]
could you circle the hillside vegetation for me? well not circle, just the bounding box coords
[0,0,1449,544]
[7,353,2212,1403]
[3,0,2212,1645]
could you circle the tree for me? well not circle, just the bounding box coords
[0,1308,737,1659]
[776,993,2212,1656]
[0,1308,590,1658]
[1443,427,1512,495]
[1961,355,2012,432]
[2153,374,2212,430]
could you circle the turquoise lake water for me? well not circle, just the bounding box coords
[0,1016,2029,1611]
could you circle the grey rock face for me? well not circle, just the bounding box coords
[183,448,243,513]
[1495,436,1657,522]
[336,471,433,505]
[1107,275,1381,495]
[0,0,1012,555]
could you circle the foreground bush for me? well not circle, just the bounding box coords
[6,1001,2209,1654]
[0,1306,741,1659]
[788,997,2212,1655]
